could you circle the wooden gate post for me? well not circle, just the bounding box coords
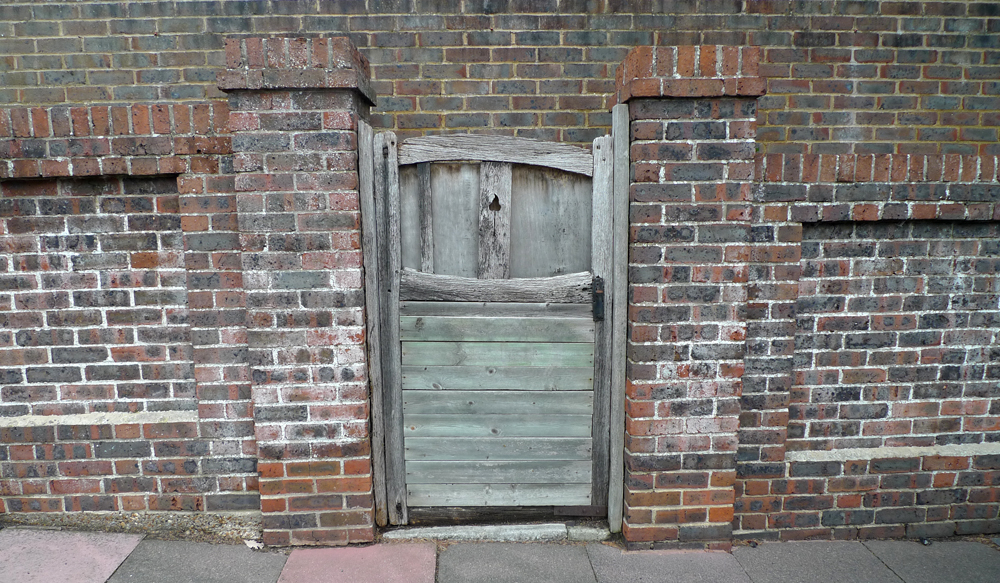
[218,36,376,546]
[615,46,766,550]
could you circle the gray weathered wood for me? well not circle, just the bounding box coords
[400,315,595,343]
[430,163,480,277]
[402,365,593,391]
[398,165,421,271]
[407,483,591,507]
[400,269,593,303]
[398,134,594,176]
[417,162,434,273]
[608,104,630,533]
[478,161,512,279]
[375,130,407,525]
[402,414,593,438]
[404,437,592,461]
[406,460,592,484]
[402,390,593,415]
[402,341,594,367]
[509,166,592,278]
[358,120,388,528]
[400,301,592,319]
[590,134,614,508]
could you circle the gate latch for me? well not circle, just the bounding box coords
[592,276,605,321]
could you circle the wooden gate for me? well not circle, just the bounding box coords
[359,128,621,526]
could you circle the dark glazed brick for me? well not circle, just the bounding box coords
[790,461,842,477]
[94,441,151,459]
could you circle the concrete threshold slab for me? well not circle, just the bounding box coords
[568,525,612,541]
[382,522,569,542]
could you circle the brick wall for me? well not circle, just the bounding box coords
[0,174,258,514]
[795,220,999,451]
[1,1,998,152]
[1,0,999,548]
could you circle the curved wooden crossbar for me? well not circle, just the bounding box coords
[397,134,594,176]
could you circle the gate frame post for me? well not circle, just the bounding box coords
[219,36,377,546]
[614,46,767,550]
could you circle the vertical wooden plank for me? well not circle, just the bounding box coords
[375,130,408,525]
[397,165,421,271]
[591,135,614,508]
[358,121,388,527]
[509,166,592,278]
[608,104,630,532]
[430,163,480,278]
[477,161,512,279]
[417,162,434,273]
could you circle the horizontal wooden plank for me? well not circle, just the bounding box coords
[398,135,594,177]
[400,315,595,343]
[402,390,593,415]
[400,302,592,318]
[403,414,593,437]
[404,437,592,461]
[407,482,592,507]
[400,269,592,303]
[402,341,594,367]
[402,366,593,391]
[405,460,592,484]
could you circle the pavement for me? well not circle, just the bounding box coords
[1,526,999,583]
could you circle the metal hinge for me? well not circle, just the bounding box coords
[592,276,605,321]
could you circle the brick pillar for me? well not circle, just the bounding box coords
[616,46,765,549]
[219,36,376,546]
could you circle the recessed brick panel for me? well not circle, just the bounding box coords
[0,177,192,415]
[794,221,1000,451]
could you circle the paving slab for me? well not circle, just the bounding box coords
[108,539,287,583]
[863,541,1000,583]
[0,527,143,583]
[277,543,435,583]
[733,541,904,583]
[587,543,751,583]
[437,543,597,583]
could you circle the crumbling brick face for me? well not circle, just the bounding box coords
[733,219,1000,542]
[0,173,258,512]
[795,220,1000,451]
[0,176,191,415]
[734,168,1000,540]
[0,419,260,514]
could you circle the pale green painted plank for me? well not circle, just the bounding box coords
[405,460,592,484]
[404,437,592,461]
[407,482,592,507]
[400,301,592,319]
[402,366,593,391]
[403,414,593,437]
[400,315,595,342]
[401,341,593,367]
[402,390,593,415]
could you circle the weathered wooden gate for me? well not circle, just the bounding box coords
[359,126,623,526]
